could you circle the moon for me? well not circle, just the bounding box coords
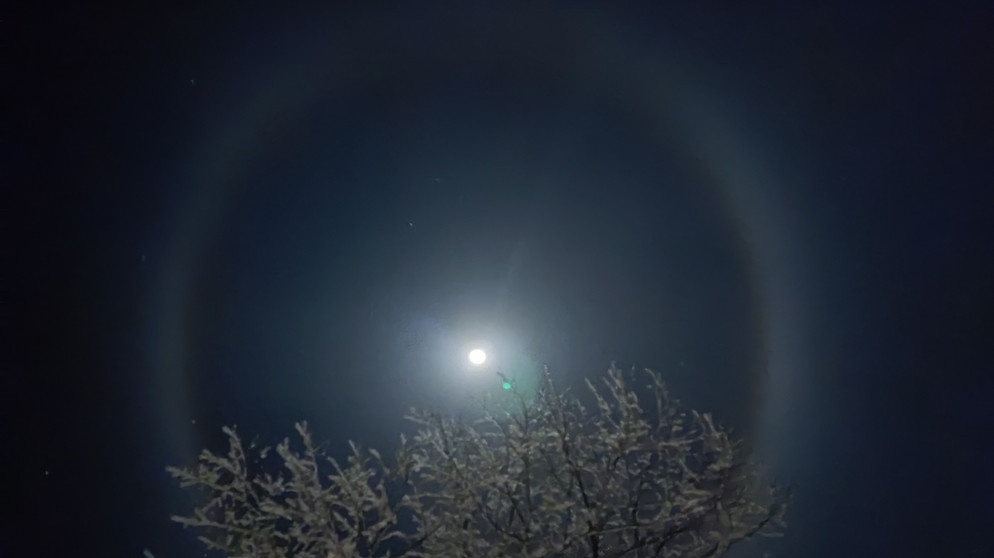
[468,348,487,365]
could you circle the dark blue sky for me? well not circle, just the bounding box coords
[7,2,992,557]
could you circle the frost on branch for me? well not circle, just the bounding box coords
[168,364,789,557]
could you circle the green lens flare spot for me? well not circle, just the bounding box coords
[501,381,512,390]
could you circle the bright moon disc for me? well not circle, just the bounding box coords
[468,349,487,365]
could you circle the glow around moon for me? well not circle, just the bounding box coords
[468,348,487,365]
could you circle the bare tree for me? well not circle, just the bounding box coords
[168,364,789,557]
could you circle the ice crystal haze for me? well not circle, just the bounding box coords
[168,364,789,557]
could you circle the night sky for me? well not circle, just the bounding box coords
[6,2,993,557]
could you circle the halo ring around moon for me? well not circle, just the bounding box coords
[150,7,805,467]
